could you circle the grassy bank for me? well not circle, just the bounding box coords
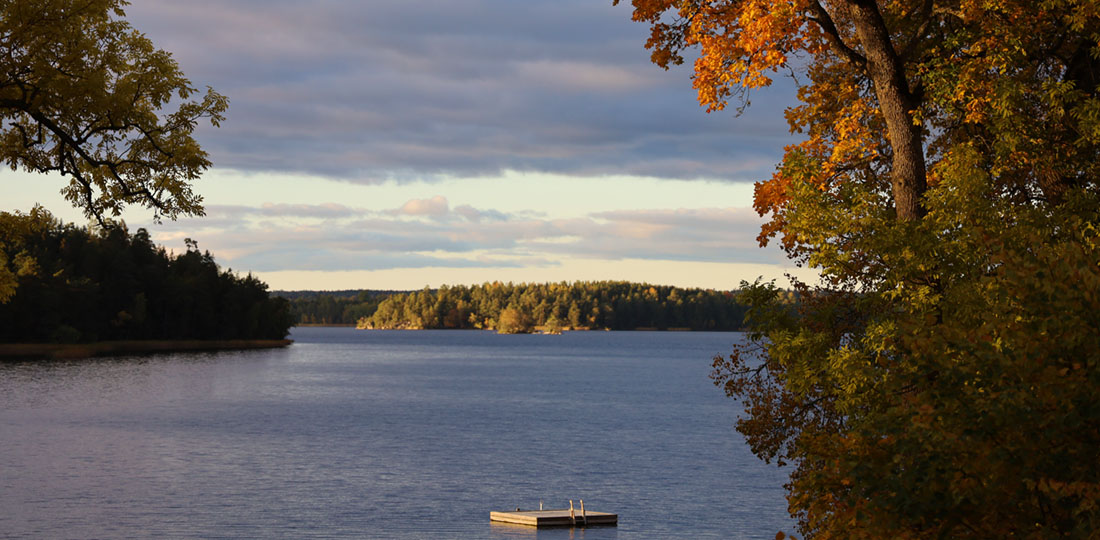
[0,339,293,360]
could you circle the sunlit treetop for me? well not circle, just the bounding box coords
[0,0,227,223]
[619,0,1100,254]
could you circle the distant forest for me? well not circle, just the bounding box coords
[281,282,768,332]
[0,208,293,343]
[277,290,399,325]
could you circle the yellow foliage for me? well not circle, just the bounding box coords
[0,0,226,222]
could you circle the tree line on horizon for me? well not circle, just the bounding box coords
[356,281,761,333]
[0,207,293,344]
[280,290,396,326]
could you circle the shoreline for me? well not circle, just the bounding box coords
[0,339,294,360]
[351,326,708,332]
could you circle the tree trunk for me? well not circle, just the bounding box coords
[846,0,927,220]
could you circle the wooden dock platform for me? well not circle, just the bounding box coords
[490,509,618,528]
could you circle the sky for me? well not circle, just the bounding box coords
[3,0,815,291]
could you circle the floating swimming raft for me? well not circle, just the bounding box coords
[490,500,617,527]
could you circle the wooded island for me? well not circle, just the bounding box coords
[282,281,771,333]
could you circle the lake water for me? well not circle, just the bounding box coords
[0,327,793,539]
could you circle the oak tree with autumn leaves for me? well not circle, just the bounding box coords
[0,0,226,301]
[620,0,1100,537]
[0,0,226,223]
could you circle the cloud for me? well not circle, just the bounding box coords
[453,204,507,222]
[512,60,660,93]
[259,202,356,218]
[229,248,532,273]
[124,0,801,182]
[133,198,785,274]
[392,196,450,217]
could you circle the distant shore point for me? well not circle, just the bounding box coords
[0,339,293,360]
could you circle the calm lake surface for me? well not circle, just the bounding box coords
[0,327,792,539]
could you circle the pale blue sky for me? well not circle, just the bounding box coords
[3,0,815,290]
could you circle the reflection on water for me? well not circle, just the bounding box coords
[490,522,619,539]
[0,328,791,539]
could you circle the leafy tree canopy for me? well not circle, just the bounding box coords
[0,0,226,223]
[620,0,1099,238]
[621,0,1100,537]
[0,207,292,343]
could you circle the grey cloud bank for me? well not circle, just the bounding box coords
[126,0,798,183]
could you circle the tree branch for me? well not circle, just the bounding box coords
[898,0,935,62]
[807,1,867,68]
